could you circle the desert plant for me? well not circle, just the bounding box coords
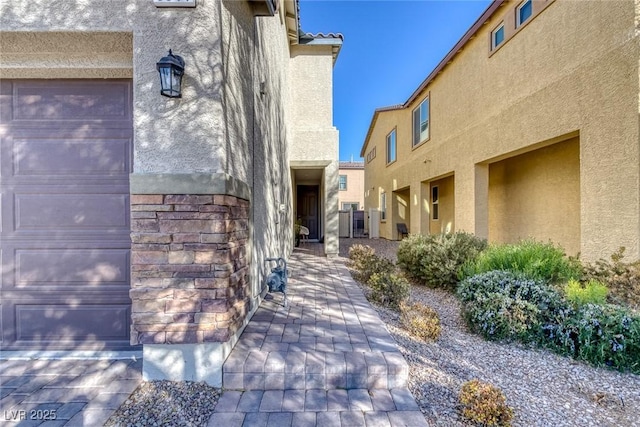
[458,270,572,343]
[397,232,487,291]
[582,247,640,311]
[459,379,513,426]
[548,303,640,373]
[367,271,410,309]
[461,239,581,284]
[565,279,608,307]
[348,245,394,283]
[399,301,441,341]
[348,244,376,271]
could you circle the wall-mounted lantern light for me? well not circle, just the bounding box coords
[156,50,185,98]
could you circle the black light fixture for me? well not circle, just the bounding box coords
[156,50,185,98]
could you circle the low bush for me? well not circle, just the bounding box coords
[548,303,640,374]
[582,247,640,311]
[461,239,582,284]
[367,271,410,309]
[459,379,513,426]
[457,270,572,343]
[565,279,608,307]
[348,244,395,284]
[397,232,487,291]
[399,301,441,341]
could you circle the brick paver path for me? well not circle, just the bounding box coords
[210,244,427,427]
[0,357,141,426]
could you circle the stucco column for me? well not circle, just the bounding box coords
[324,160,340,256]
[474,164,490,240]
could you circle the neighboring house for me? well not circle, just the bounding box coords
[0,0,341,386]
[338,161,365,211]
[361,0,640,262]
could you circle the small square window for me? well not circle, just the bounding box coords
[339,175,347,191]
[367,147,376,163]
[517,0,533,27]
[492,23,505,50]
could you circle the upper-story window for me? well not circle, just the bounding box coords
[516,0,533,27]
[491,22,505,50]
[339,175,347,191]
[386,129,397,164]
[412,97,430,147]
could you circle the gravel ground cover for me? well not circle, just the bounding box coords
[104,380,220,427]
[340,238,640,427]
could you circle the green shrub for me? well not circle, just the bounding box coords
[348,244,395,284]
[582,247,640,311]
[367,271,410,309]
[565,279,608,307]
[397,232,487,291]
[461,239,581,284]
[459,379,513,426]
[399,301,441,341]
[458,270,572,343]
[548,303,640,374]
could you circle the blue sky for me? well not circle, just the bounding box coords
[298,0,493,161]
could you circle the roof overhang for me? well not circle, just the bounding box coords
[298,32,343,64]
[360,105,403,157]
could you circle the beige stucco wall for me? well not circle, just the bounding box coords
[362,0,640,261]
[338,167,365,210]
[489,137,580,256]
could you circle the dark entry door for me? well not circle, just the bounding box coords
[297,185,319,239]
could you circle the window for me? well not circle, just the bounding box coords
[366,147,376,163]
[431,186,439,220]
[517,0,532,27]
[412,97,429,146]
[339,175,347,191]
[386,129,396,164]
[380,192,387,221]
[492,23,505,50]
[342,202,359,210]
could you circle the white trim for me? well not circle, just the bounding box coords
[491,22,505,50]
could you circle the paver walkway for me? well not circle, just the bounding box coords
[209,244,428,427]
[0,357,141,426]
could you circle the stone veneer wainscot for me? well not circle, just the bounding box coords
[129,194,250,346]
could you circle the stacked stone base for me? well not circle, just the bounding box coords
[129,194,250,346]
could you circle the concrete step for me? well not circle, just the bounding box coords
[207,389,428,427]
[222,350,409,391]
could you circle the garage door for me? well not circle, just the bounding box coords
[0,80,135,350]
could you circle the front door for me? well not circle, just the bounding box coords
[297,185,319,240]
